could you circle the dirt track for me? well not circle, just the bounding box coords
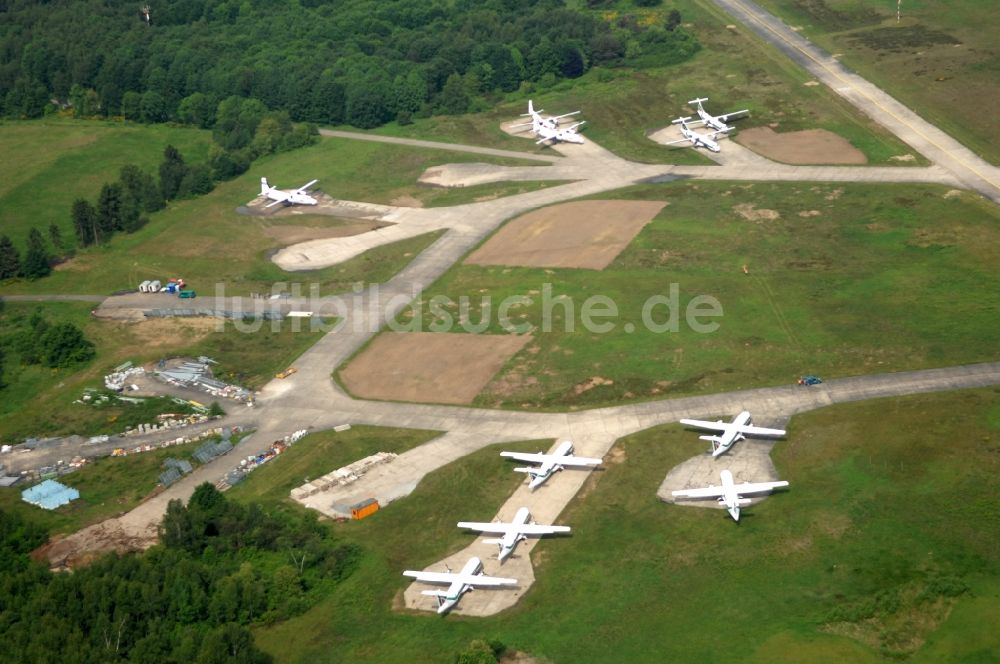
[465,200,667,270]
[339,331,532,404]
[736,127,867,164]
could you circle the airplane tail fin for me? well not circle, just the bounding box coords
[512,467,536,474]
[689,97,708,107]
[521,100,538,117]
[261,177,271,195]
[421,590,449,597]
[700,435,725,456]
[672,116,692,125]
[482,538,504,545]
[736,498,752,506]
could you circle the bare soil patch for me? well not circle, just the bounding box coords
[736,127,867,164]
[734,203,780,221]
[340,332,532,404]
[125,317,222,346]
[465,200,667,270]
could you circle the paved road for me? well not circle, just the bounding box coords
[710,0,1000,202]
[1,294,107,303]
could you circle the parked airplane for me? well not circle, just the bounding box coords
[458,507,571,562]
[663,117,731,152]
[672,469,789,521]
[536,120,586,145]
[500,441,602,489]
[511,99,581,134]
[680,411,786,457]
[402,556,517,614]
[260,177,319,207]
[687,97,748,132]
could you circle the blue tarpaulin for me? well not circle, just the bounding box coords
[21,479,79,510]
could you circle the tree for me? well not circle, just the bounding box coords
[0,235,21,279]
[437,73,469,115]
[21,228,51,279]
[48,224,64,253]
[159,145,188,200]
[208,146,249,181]
[97,182,125,237]
[176,164,214,198]
[208,402,225,417]
[120,164,165,213]
[666,9,682,31]
[140,90,169,123]
[69,84,100,117]
[39,322,95,367]
[177,92,216,128]
[121,91,142,121]
[71,198,98,247]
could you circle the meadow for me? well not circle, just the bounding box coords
[353,181,1000,410]
[0,121,549,297]
[0,301,328,441]
[366,0,919,166]
[753,0,1000,165]
[243,388,1000,662]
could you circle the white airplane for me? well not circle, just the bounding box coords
[402,556,517,614]
[259,177,319,208]
[672,469,789,521]
[687,97,748,132]
[536,120,586,145]
[679,411,786,457]
[511,99,580,134]
[500,440,602,489]
[663,116,731,153]
[457,507,571,563]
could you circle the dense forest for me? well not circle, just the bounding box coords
[0,485,359,663]
[0,0,699,129]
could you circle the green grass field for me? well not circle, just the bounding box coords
[364,0,919,166]
[0,122,550,297]
[346,181,1000,410]
[752,0,1000,165]
[244,388,1000,662]
[0,302,328,441]
[0,119,213,249]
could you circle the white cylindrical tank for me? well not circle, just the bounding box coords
[148,280,162,292]
[139,280,151,292]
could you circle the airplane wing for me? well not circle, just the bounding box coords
[457,522,515,533]
[516,524,571,535]
[735,480,789,494]
[671,485,725,499]
[297,179,319,192]
[735,425,786,436]
[679,418,729,432]
[663,138,693,146]
[457,522,570,535]
[719,109,749,121]
[265,196,290,208]
[403,570,459,583]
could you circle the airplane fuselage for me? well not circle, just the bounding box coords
[709,410,752,456]
[498,508,531,561]
[436,557,482,614]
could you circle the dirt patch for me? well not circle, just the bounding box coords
[891,154,916,162]
[340,332,532,404]
[125,317,222,346]
[261,220,383,244]
[573,376,614,395]
[465,200,667,270]
[943,189,964,199]
[736,127,867,165]
[798,210,821,217]
[389,195,424,208]
[734,203,780,221]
